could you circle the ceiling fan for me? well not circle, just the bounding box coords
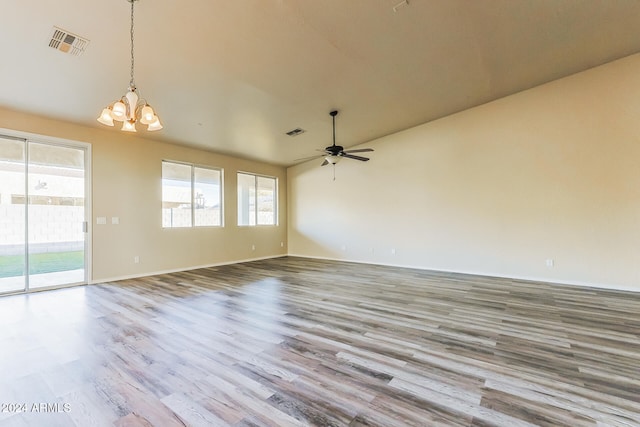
[299,110,374,166]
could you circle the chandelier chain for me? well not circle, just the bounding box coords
[129,0,135,88]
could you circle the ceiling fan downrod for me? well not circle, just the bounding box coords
[331,110,338,147]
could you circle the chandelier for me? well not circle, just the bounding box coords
[97,0,162,132]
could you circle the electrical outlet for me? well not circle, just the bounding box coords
[251,245,256,251]
[391,248,397,255]
[134,256,139,264]
[546,259,554,267]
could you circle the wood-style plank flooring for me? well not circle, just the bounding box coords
[0,256,639,426]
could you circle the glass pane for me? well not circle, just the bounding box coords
[257,176,276,225]
[0,137,26,293]
[27,142,85,289]
[237,173,256,226]
[194,167,221,227]
[162,162,192,228]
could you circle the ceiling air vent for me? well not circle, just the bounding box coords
[286,128,306,137]
[48,27,89,56]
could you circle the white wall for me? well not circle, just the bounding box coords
[288,53,640,291]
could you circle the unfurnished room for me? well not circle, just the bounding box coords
[0,1,639,426]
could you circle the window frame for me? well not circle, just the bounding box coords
[162,160,224,229]
[237,171,278,227]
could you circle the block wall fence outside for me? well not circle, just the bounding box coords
[162,208,222,228]
[0,204,84,255]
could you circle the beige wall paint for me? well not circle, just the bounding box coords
[0,108,287,282]
[288,54,640,290]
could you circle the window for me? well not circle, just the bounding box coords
[162,161,222,228]
[237,172,277,226]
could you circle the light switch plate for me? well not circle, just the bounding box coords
[96,217,107,225]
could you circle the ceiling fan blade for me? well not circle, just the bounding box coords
[321,159,330,166]
[294,154,326,162]
[341,153,370,161]
[343,148,374,153]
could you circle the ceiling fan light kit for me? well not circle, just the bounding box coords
[97,0,163,132]
[324,155,341,165]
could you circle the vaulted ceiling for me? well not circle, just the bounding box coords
[2,1,640,166]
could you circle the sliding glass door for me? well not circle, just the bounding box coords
[0,135,88,294]
[0,136,26,293]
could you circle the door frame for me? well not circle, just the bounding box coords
[0,127,91,294]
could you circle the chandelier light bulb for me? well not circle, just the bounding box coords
[97,108,115,126]
[147,116,163,131]
[111,101,127,120]
[140,105,155,125]
[122,120,137,132]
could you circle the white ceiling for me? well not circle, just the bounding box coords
[1,0,640,166]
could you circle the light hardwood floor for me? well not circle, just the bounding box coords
[0,257,639,426]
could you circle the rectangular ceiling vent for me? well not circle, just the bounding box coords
[286,128,306,137]
[49,27,89,57]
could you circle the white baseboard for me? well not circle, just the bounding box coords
[90,251,638,293]
[89,254,287,285]
[286,253,639,293]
